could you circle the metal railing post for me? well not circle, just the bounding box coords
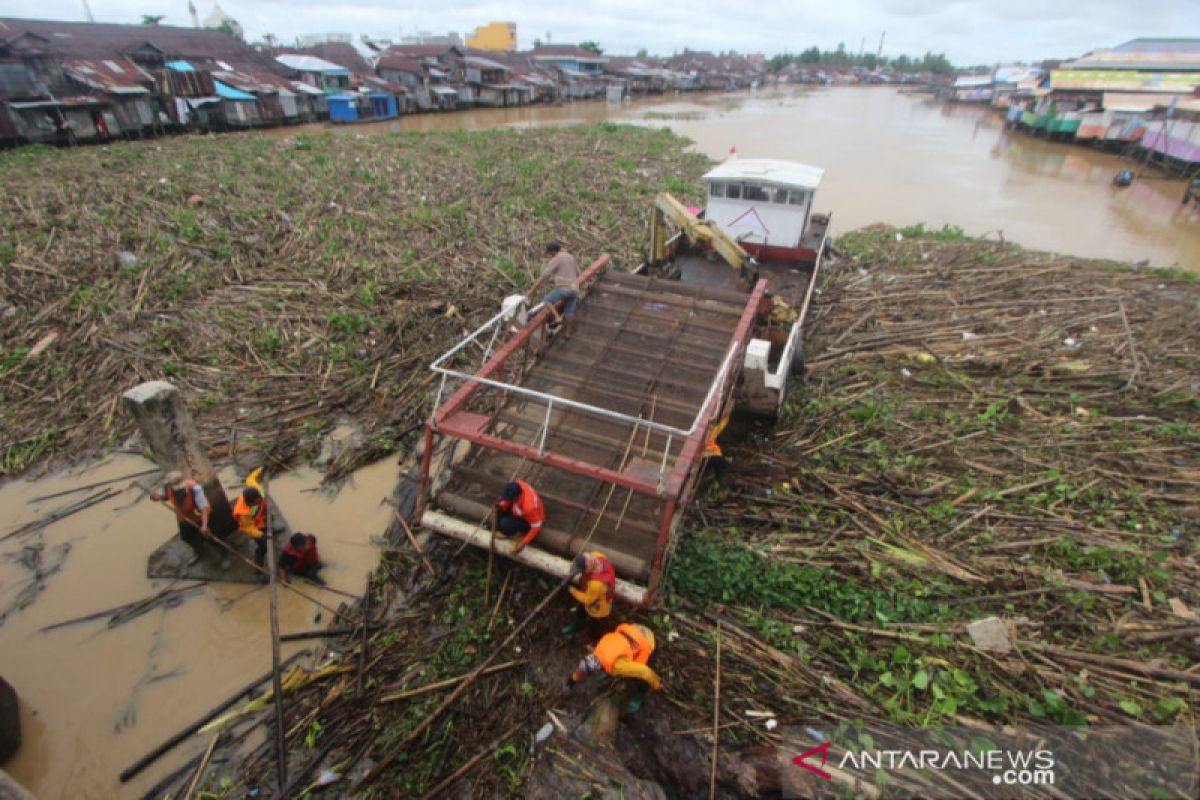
[537,400,554,457]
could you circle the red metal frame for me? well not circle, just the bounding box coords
[431,254,612,427]
[419,256,767,600]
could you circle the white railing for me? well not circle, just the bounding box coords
[429,306,741,484]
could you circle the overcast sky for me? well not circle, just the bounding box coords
[1,0,1197,65]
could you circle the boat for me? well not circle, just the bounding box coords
[413,156,831,604]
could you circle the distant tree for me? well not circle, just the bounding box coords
[799,46,821,64]
[636,47,648,58]
[533,38,543,48]
[579,40,604,54]
[767,53,791,71]
[140,14,165,24]
[213,18,244,42]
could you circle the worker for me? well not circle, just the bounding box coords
[231,466,271,578]
[278,532,324,585]
[526,241,580,339]
[562,550,616,635]
[703,412,731,480]
[566,623,662,713]
[149,470,219,565]
[494,479,545,554]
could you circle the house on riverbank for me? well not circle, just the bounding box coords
[1000,38,1200,175]
[0,16,777,146]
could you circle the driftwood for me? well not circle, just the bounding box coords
[119,649,310,783]
[39,583,205,633]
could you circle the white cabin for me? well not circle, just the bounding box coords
[703,159,824,250]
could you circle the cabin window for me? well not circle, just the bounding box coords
[725,183,741,199]
[709,182,725,198]
[742,183,769,201]
[771,186,788,204]
[788,190,807,206]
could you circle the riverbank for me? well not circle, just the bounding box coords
[180,227,1197,798]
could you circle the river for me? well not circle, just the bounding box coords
[286,85,1199,270]
[0,456,395,798]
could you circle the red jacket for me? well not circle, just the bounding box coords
[497,479,545,546]
[282,535,319,573]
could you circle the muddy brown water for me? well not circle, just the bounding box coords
[273,86,1199,270]
[0,454,395,798]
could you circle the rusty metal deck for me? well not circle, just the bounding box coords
[425,260,764,591]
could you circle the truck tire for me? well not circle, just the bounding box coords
[790,342,806,379]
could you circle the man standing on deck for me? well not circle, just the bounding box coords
[495,479,545,554]
[566,622,662,713]
[149,470,219,565]
[526,241,580,339]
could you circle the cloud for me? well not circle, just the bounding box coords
[0,0,1196,65]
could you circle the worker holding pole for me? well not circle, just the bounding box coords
[494,480,545,554]
[562,550,616,635]
[149,470,227,568]
[566,623,662,713]
[231,466,272,579]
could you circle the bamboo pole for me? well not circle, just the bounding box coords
[262,470,288,797]
[118,649,310,782]
[394,511,436,575]
[709,619,722,800]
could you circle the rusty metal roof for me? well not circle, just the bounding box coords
[63,57,153,93]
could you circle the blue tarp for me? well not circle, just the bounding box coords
[214,80,256,101]
[166,60,195,72]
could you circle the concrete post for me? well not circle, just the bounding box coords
[122,380,236,536]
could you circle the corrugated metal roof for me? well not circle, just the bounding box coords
[213,79,255,100]
[64,57,152,92]
[289,80,324,95]
[465,55,508,71]
[1066,38,1200,71]
[275,54,349,75]
[703,158,824,190]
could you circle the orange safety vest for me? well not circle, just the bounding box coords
[498,479,545,529]
[231,494,268,537]
[593,623,653,675]
[704,413,730,459]
[165,479,203,523]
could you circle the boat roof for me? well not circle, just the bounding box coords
[703,158,824,190]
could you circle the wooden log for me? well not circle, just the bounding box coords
[118,649,310,783]
[121,381,236,536]
[420,509,647,606]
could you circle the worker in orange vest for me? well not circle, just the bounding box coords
[703,412,730,480]
[566,623,661,712]
[149,469,218,564]
[495,480,545,554]
[231,467,271,579]
[562,550,616,635]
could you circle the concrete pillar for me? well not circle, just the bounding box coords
[122,381,235,536]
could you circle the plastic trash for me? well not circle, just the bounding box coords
[314,770,339,787]
[535,723,554,744]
